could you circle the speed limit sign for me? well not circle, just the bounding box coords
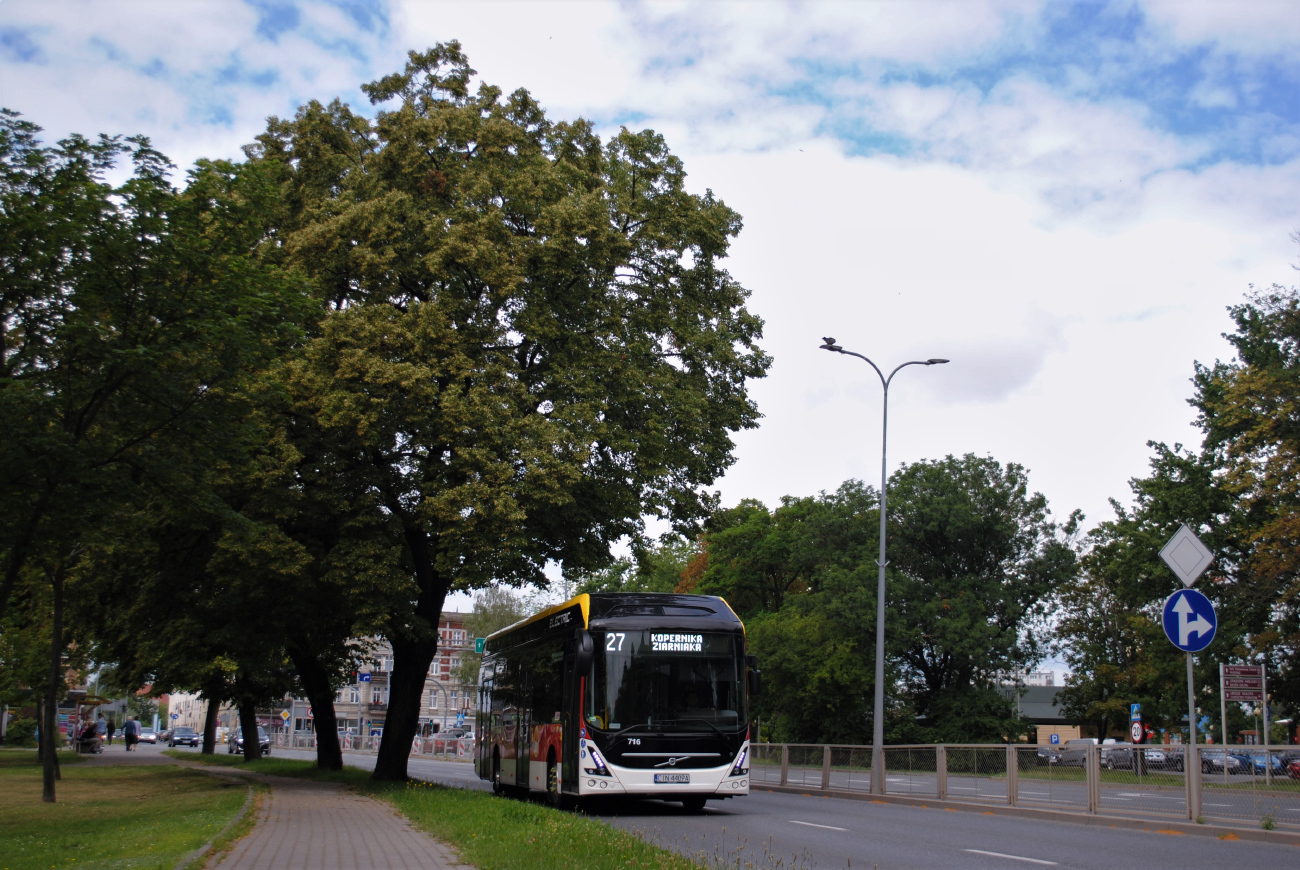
[1130,721,1144,744]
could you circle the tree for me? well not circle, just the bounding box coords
[1193,283,1300,718]
[885,455,1079,742]
[0,112,307,798]
[246,44,769,780]
[574,535,698,595]
[694,481,879,742]
[1054,444,1239,742]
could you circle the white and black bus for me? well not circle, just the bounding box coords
[475,592,759,810]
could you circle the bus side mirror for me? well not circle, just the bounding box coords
[575,631,594,674]
[748,667,762,697]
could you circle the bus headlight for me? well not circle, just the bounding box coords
[583,744,611,776]
[730,747,748,776]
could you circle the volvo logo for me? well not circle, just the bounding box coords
[655,756,690,767]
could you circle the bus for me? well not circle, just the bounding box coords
[475,592,759,810]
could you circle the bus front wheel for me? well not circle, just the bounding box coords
[546,752,567,809]
[681,796,706,812]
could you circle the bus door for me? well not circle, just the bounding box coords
[515,671,531,788]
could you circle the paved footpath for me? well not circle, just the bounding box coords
[78,744,473,870]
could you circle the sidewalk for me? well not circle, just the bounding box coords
[77,747,474,869]
[217,775,473,870]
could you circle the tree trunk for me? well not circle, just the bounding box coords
[371,521,448,782]
[239,702,263,762]
[372,636,437,781]
[36,697,46,763]
[42,567,65,802]
[288,647,342,770]
[201,693,221,755]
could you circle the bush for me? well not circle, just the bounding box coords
[5,716,38,746]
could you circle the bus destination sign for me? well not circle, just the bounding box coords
[651,633,703,653]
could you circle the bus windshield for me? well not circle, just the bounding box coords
[586,630,744,733]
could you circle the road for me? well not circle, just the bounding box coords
[760,763,1300,827]
[209,746,1298,869]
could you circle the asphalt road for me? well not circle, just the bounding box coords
[759,764,1300,827]
[219,746,1300,870]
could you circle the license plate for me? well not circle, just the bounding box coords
[654,773,690,784]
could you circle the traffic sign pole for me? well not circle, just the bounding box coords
[1186,652,1200,821]
[1219,662,1229,788]
[1263,665,1272,788]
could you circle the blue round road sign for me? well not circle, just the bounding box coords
[1162,588,1216,652]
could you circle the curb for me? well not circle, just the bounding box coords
[172,783,256,870]
[758,784,1300,847]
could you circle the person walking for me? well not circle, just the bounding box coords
[122,716,140,751]
[106,717,116,746]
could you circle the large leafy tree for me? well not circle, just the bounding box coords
[0,113,305,798]
[884,455,1078,742]
[247,44,769,780]
[1194,283,1300,722]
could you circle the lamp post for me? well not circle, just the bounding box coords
[820,338,948,795]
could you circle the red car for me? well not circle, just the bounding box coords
[1287,758,1300,780]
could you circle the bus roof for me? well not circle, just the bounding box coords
[484,592,742,648]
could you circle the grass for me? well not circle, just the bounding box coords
[180,753,699,870]
[0,751,250,870]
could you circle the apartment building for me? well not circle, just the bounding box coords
[167,610,476,738]
[329,611,474,737]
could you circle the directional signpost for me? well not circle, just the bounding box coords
[475,637,485,654]
[1159,524,1214,821]
[1221,663,1271,786]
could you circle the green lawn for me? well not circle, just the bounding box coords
[179,753,699,870]
[0,751,249,870]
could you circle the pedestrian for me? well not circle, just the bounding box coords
[123,716,140,751]
[106,717,116,746]
[96,713,107,741]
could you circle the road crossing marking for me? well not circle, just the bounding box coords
[790,820,848,831]
[964,849,1058,866]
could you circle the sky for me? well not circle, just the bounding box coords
[4,1,1299,646]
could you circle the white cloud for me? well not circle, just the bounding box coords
[1142,0,1300,55]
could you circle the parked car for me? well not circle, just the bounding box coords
[169,726,200,747]
[1286,756,1300,780]
[1250,753,1287,775]
[1049,738,1097,766]
[137,728,158,745]
[1200,748,1242,774]
[228,726,271,755]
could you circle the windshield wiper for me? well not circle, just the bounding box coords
[661,718,727,737]
[609,722,665,741]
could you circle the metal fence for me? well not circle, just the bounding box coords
[274,732,474,760]
[749,743,1300,829]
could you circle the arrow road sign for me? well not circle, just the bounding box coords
[475,637,486,654]
[1160,525,1214,587]
[1162,588,1217,652]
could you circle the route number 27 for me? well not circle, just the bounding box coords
[605,633,626,651]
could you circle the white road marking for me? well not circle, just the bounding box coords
[790,820,848,831]
[964,849,1058,866]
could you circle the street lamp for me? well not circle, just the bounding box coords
[819,337,948,795]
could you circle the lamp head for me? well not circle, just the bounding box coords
[926,358,949,365]
[820,337,842,352]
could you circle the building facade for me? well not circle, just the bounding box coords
[165,611,475,739]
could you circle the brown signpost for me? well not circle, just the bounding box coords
[1219,662,1271,786]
